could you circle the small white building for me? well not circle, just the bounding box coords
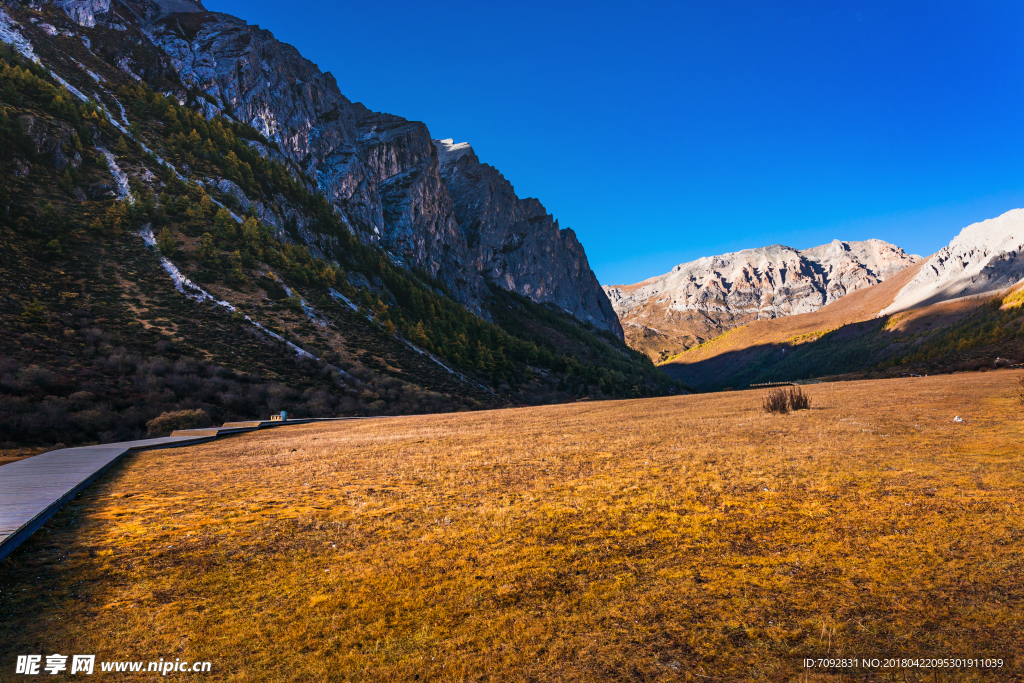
[270,411,288,422]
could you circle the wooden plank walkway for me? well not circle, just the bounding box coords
[0,417,366,562]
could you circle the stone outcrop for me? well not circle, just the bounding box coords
[881,209,1024,315]
[55,0,110,28]
[17,114,82,171]
[605,239,920,361]
[435,139,622,336]
[121,0,206,23]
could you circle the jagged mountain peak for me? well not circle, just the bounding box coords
[433,137,622,337]
[606,238,920,361]
[435,138,477,169]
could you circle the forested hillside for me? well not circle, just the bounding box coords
[0,12,679,448]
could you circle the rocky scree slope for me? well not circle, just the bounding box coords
[604,239,920,362]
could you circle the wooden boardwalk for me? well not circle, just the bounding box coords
[0,417,362,562]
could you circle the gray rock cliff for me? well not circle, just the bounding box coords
[435,139,622,337]
[46,0,621,330]
[142,8,484,308]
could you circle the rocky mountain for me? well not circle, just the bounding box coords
[142,6,485,308]
[0,0,676,447]
[435,138,622,337]
[605,239,920,361]
[880,208,1024,316]
[77,0,616,334]
[659,210,1024,391]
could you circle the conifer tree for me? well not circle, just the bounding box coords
[198,232,217,264]
[414,320,429,346]
[156,227,176,256]
[214,208,236,242]
[102,202,129,235]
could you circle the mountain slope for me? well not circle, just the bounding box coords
[0,2,678,447]
[99,0,619,333]
[881,208,1024,315]
[143,6,486,308]
[604,239,920,362]
[659,212,1024,390]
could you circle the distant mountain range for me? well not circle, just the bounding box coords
[656,210,1024,390]
[604,239,920,362]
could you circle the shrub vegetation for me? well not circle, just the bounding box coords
[145,408,212,437]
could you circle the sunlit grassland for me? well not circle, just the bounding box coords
[1,371,1022,681]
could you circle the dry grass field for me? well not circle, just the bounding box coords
[0,446,49,467]
[2,371,1023,681]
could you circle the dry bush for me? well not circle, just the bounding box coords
[787,386,811,411]
[1018,374,1024,405]
[145,408,211,437]
[762,387,790,413]
[763,386,812,413]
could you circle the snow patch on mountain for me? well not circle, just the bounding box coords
[98,147,133,203]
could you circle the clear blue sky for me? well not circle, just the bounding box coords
[205,0,1024,285]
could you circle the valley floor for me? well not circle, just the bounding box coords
[1,372,1022,681]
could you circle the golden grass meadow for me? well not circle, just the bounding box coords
[2,371,1023,681]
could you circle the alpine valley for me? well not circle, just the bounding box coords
[640,213,1024,391]
[604,239,921,362]
[3,0,1024,448]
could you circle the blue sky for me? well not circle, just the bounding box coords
[205,0,1024,285]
